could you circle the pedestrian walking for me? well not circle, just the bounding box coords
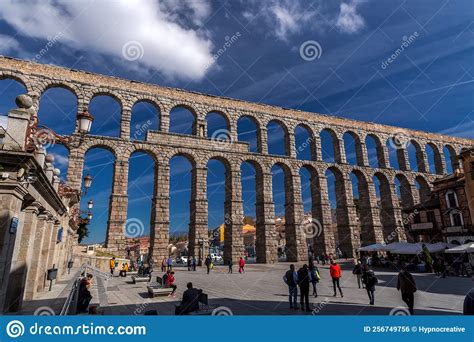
[167,256,173,271]
[352,260,364,289]
[330,259,343,297]
[239,257,245,273]
[161,257,167,272]
[397,264,417,314]
[309,263,320,297]
[297,264,312,312]
[109,257,116,276]
[283,264,298,309]
[191,256,197,271]
[205,255,212,274]
[362,264,377,305]
[228,259,233,273]
[187,257,191,271]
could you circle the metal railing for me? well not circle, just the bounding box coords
[59,263,112,315]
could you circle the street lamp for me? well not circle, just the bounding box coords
[87,200,93,210]
[26,107,94,152]
[83,174,93,194]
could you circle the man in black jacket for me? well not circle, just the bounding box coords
[284,264,298,309]
[176,282,202,315]
[397,264,417,314]
[297,264,311,312]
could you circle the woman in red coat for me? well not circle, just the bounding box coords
[239,257,245,273]
[166,271,177,296]
[329,260,343,297]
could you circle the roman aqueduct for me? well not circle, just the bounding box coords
[1,56,472,264]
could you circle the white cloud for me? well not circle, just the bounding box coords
[0,34,19,54]
[0,0,214,80]
[336,1,365,34]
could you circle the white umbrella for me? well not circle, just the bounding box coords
[444,242,474,254]
[359,243,386,252]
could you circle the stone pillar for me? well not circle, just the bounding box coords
[3,94,34,151]
[195,118,206,137]
[311,174,335,254]
[388,183,407,242]
[379,141,390,169]
[4,204,40,312]
[288,132,296,158]
[66,149,85,190]
[223,169,245,264]
[259,127,268,154]
[314,134,322,161]
[255,171,278,263]
[417,147,428,173]
[46,223,60,269]
[105,159,129,257]
[434,144,446,175]
[120,107,132,139]
[397,148,410,171]
[0,187,25,312]
[335,174,360,258]
[357,142,369,166]
[188,166,208,265]
[36,217,55,292]
[24,213,48,300]
[359,180,384,245]
[334,137,347,164]
[229,119,238,144]
[285,171,308,262]
[160,105,170,133]
[149,164,170,263]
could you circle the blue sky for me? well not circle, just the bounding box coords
[0,0,473,243]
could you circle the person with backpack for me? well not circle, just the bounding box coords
[330,259,343,297]
[362,264,378,305]
[297,264,312,312]
[227,259,233,273]
[239,257,245,273]
[167,256,173,271]
[353,260,364,289]
[309,262,320,297]
[205,255,212,274]
[161,257,167,272]
[283,264,298,309]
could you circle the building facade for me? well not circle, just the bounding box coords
[0,94,78,312]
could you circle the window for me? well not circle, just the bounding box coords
[413,212,421,224]
[427,211,436,227]
[450,210,463,227]
[445,190,458,208]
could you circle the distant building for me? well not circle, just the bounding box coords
[404,148,474,245]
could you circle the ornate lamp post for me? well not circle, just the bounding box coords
[26,107,94,152]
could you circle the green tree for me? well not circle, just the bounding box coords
[77,222,89,243]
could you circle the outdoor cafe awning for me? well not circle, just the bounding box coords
[358,242,452,254]
[444,242,474,254]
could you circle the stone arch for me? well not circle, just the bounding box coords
[415,175,431,202]
[343,130,365,166]
[83,140,119,159]
[425,142,443,174]
[267,119,290,156]
[365,133,386,168]
[320,128,342,163]
[130,98,162,134]
[89,89,124,108]
[443,144,459,173]
[237,114,261,153]
[0,76,28,116]
[373,172,399,241]
[88,93,123,137]
[294,123,316,161]
[395,173,414,209]
[206,111,230,140]
[0,72,31,92]
[407,139,426,172]
[169,104,198,135]
[37,85,79,135]
[325,165,359,257]
[271,161,302,261]
[350,169,380,246]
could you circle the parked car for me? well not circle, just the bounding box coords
[211,254,222,262]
